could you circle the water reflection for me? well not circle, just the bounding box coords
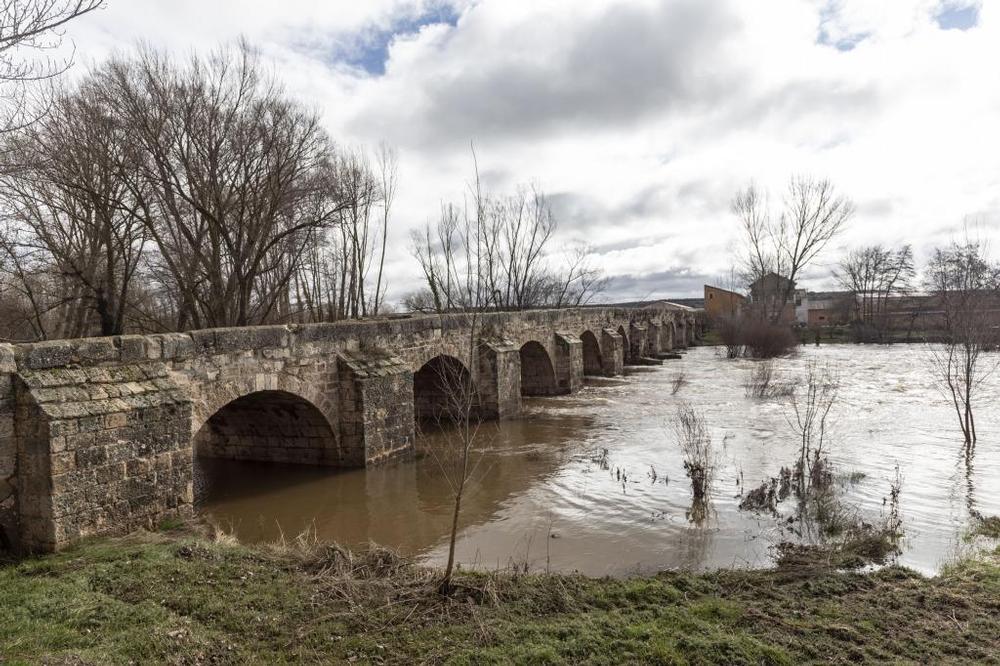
[194,404,590,555]
[197,345,1000,576]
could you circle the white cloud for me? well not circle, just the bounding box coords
[62,0,1000,301]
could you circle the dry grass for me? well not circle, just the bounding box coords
[1,524,998,664]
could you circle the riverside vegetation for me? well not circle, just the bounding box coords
[0,522,998,665]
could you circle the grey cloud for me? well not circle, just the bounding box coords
[353,0,746,147]
[598,268,715,302]
[548,176,734,240]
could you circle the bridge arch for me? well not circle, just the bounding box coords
[413,354,477,424]
[580,330,603,376]
[519,340,558,396]
[192,389,340,466]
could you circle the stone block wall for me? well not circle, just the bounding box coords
[1,345,17,550]
[601,330,624,376]
[477,341,521,419]
[662,324,674,351]
[337,352,415,466]
[629,323,648,361]
[554,333,583,393]
[646,323,662,355]
[14,362,192,552]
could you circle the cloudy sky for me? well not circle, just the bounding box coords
[63,0,1000,303]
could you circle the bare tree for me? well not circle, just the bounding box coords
[835,244,915,340]
[0,0,103,134]
[0,224,55,339]
[672,403,714,504]
[426,312,487,594]
[284,143,396,323]
[94,42,348,329]
[418,156,493,593]
[786,363,838,493]
[733,176,854,322]
[0,37,400,339]
[409,167,604,312]
[371,142,397,315]
[926,241,1000,450]
[546,242,608,307]
[0,79,145,337]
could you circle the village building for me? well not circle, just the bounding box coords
[749,272,796,323]
[794,290,852,327]
[703,285,746,319]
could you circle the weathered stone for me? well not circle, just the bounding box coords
[77,338,118,364]
[17,340,76,370]
[0,305,696,553]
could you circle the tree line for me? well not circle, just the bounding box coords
[0,41,403,340]
[406,174,605,314]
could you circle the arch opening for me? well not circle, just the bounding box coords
[413,355,479,424]
[193,390,339,467]
[519,341,558,396]
[581,330,603,376]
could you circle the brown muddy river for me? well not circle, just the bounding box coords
[194,345,1000,576]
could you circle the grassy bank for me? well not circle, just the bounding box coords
[1,530,998,665]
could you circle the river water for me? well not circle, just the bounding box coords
[195,345,1000,576]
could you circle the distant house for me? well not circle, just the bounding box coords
[703,285,746,319]
[749,272,796,323]
[795,291,852,327]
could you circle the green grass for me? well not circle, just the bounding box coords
[1,532,998,665]
[971,514,1000,540]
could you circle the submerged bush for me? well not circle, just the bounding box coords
[744,360,795,399]
[741,318,798,358]
[672,403,714,503]
[715,315,797,359]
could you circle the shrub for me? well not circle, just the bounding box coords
[740,318,798,358]
[672,403,714,502]
[744,360,794,398]
[715,315,745,359]
[714,315,797,359]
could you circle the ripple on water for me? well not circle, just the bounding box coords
[197,344,1000,577]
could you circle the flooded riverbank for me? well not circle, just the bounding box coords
[195,345,1000,576]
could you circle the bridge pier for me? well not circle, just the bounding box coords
[476,340,521,419]
[554,333,584,394]
[646,323,663,355]
[601,329,624,376]
[336,352,414,467]
[629,323,648,362]
[676,320,689,349]
[661,323,674,351]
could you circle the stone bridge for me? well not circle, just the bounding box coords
[0,305,696,552]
